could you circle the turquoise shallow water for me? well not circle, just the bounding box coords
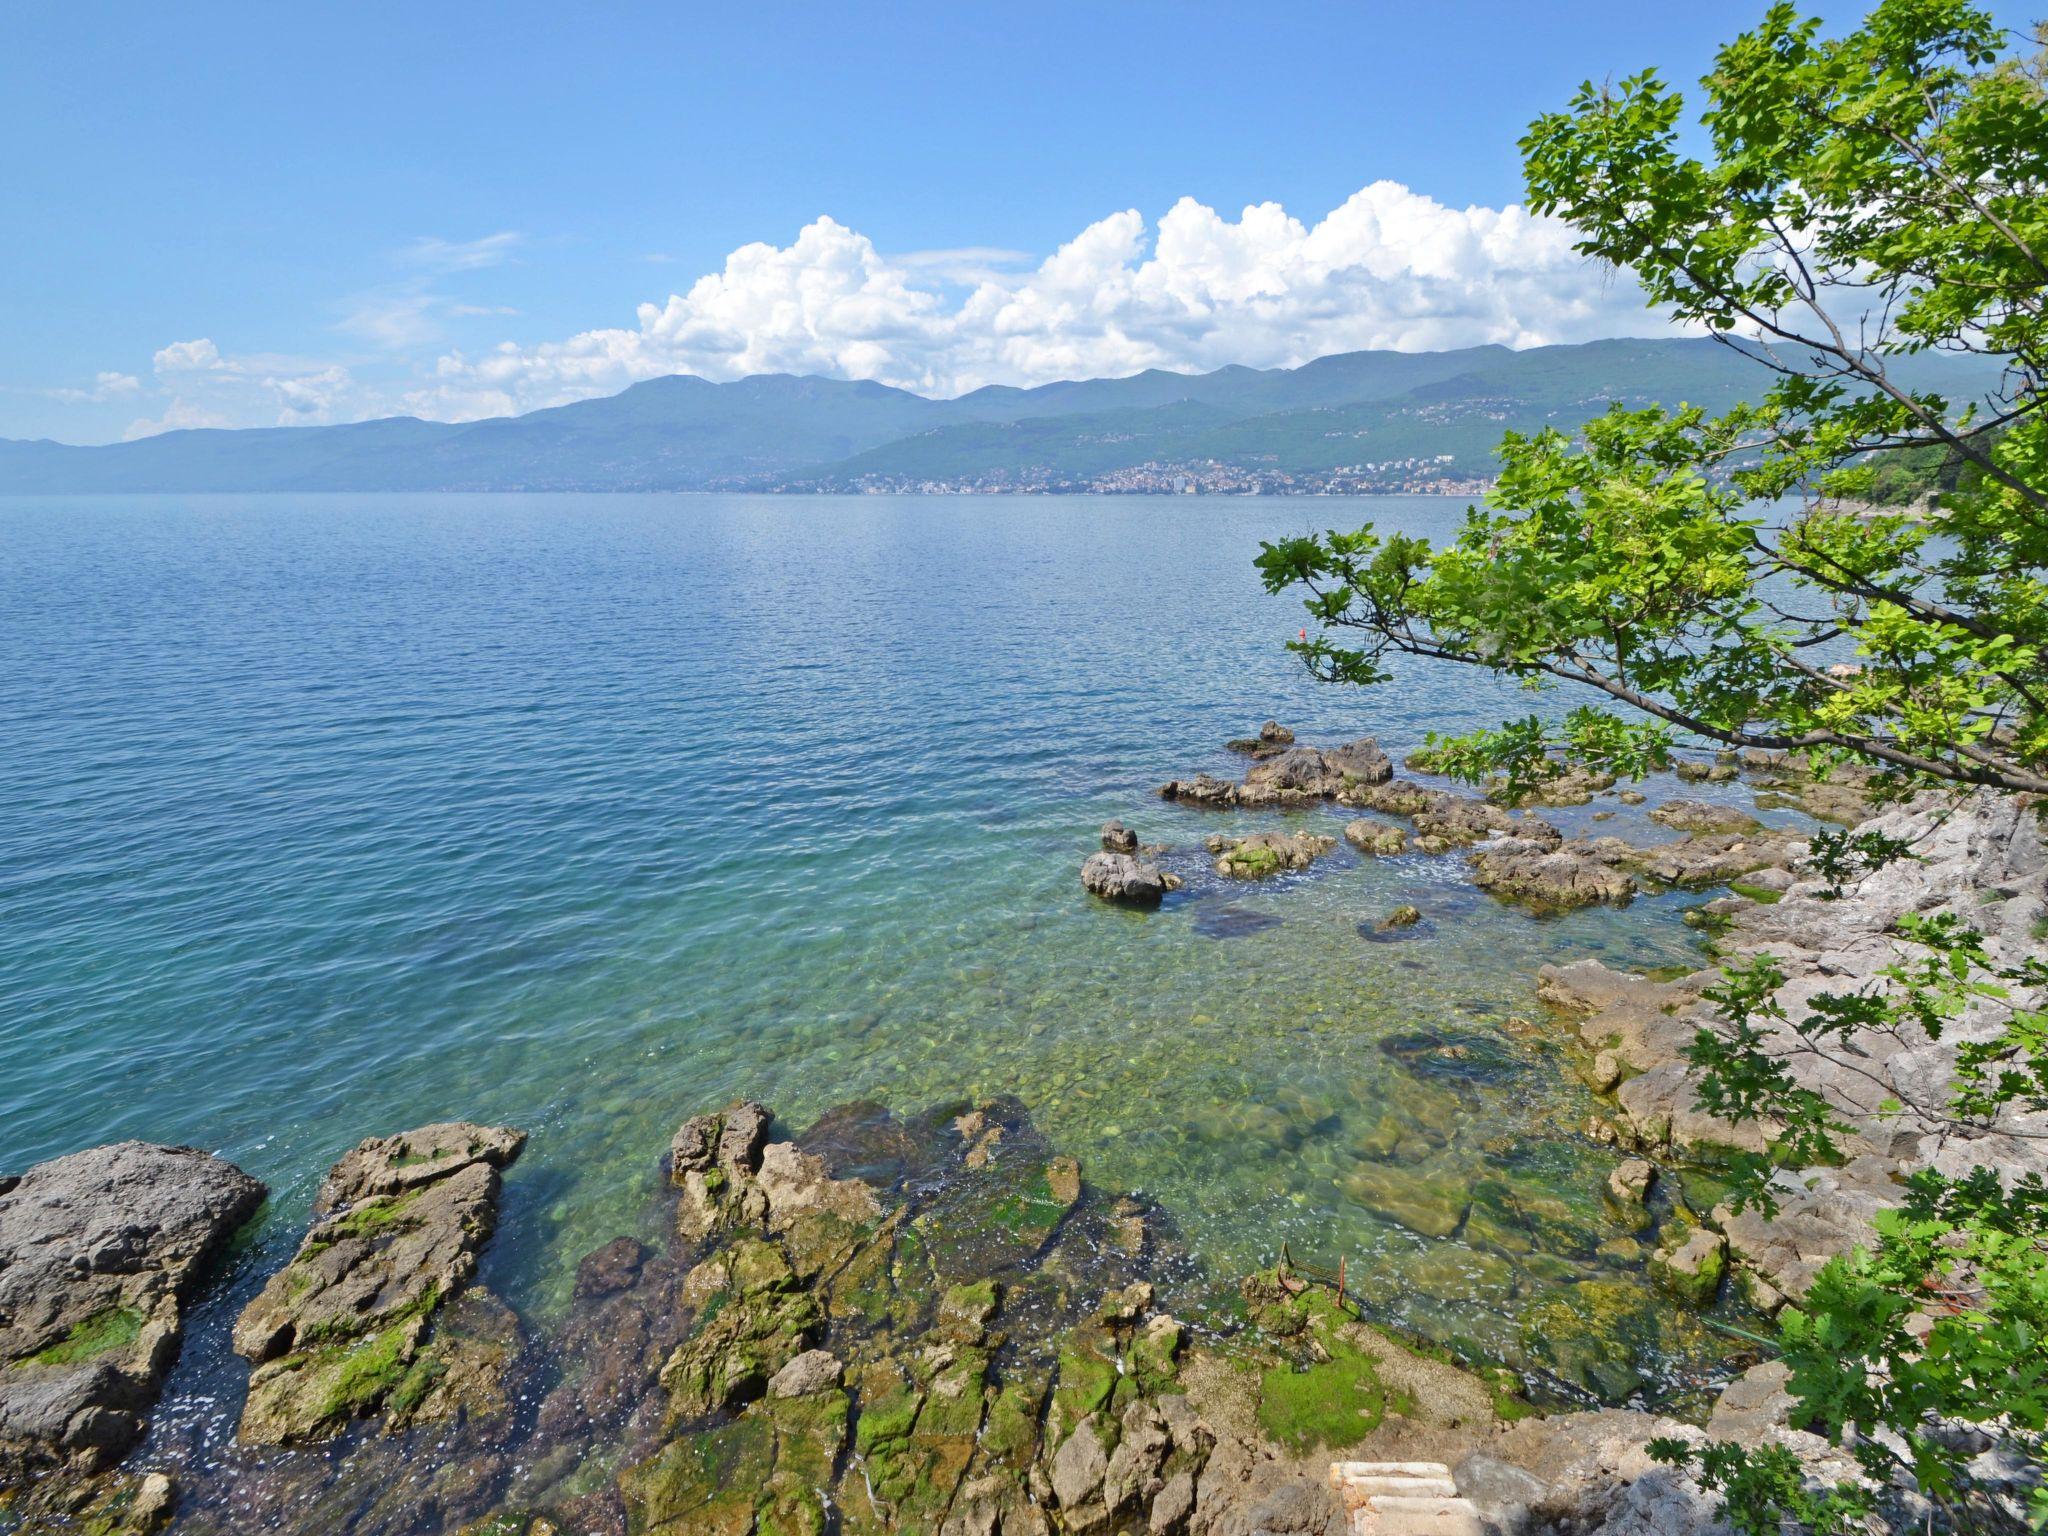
[1,492,1773,1410]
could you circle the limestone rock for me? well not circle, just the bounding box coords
[1606,1159,1655,1207]
[1469,839,1636,910]
[1674,754,1741,783]
[1158,773,1240,808]
[660,1238,823,1421]
[1227,721,1297,756]
[0,1142,264,1485]
[1648,799,1759,835]
[766,1348,842,1399]
[1101,821,1139,854]
[1050,1417,1109,1510]
[1239,741,1394,806]
[1706,1360,1799,1441]
[1343,819,1407,857]
[1487,763,1617,807]
[1082,850,1181,905]
[1623,827,1803,888]
[232,1121,525,1445]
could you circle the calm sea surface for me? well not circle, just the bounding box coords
[0,493,1775,1408]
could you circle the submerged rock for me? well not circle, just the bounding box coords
[0,1142,265,1488]
[1081,850,1181,905]
[232,1121,526,1446]
[1206,831,1336,878]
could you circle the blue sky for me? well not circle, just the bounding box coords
[3,1,2026,443]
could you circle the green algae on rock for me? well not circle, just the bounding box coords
[232,1122,526,1445]
[1205,831,1337,879]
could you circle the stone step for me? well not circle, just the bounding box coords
[1336,1475,1461,1505]
[1331,1461,1454,1481]
[1350,1494,1487,1536]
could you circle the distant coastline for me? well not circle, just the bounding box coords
[0,336,2004,497]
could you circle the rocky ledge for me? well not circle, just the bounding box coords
[1470,824,1805,912]
[232,1121,527,1445]
[450,1096,1729,1536]
[1538,791,2047,1315]
[0,1142,264,1495]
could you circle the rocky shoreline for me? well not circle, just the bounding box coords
[1,1092,1800,1536]
[5,733,2041,1534]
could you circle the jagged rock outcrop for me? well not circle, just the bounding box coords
[0,1142,264,1489]
[1469,838,1638,910]
[436,1098,1549,1536]
[232,1122,525,1445]
[1161,737,1392,809]
[1158,772,1240,808]
[1674,754,1742,784]
[1339,780,1526,851]
[1226,721,1297,757]
[1099,821,1139,854]
[1648,800,1759,835]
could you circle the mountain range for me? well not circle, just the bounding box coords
[0,338,2006,494]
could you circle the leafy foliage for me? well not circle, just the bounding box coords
[1257,3,2048,1528]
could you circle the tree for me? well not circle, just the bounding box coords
[1258,0,2045,803]
[1257,2,2048,1528]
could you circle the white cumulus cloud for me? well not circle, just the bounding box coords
[409,181,1670,420]
[153,338,224,373]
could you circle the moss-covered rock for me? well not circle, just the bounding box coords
[1649,1227,1728,1307]
[620,1412,774,1536]
[1206,831,1337,878]
[233,1122,525,1446]
[660,1239,823,1422]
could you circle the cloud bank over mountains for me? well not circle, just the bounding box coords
[93,181,1674,439]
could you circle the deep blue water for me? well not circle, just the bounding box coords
[1,493,1765,1391]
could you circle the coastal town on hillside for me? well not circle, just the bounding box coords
[763,455,1501,497]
